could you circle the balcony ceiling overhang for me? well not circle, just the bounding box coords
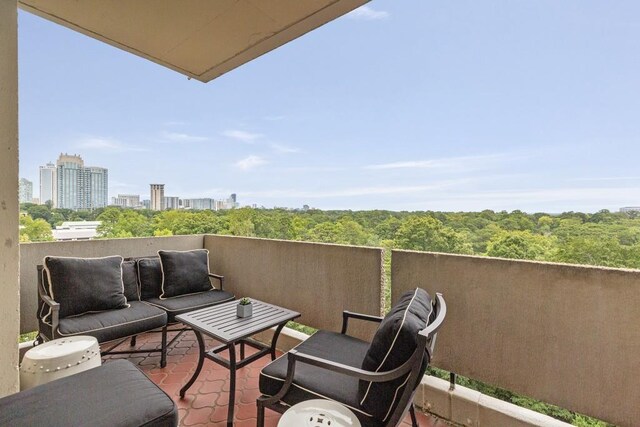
[18,0,367,83]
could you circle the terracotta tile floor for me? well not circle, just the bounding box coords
[102,330,449,427]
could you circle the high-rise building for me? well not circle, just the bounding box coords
[111,194,141,208]
[164,196,180,210]
[39,162,57,207]
[183,198,215,210]
[216,194,239,210]
[56,154,108,210]
[19,178,33,204]
[150,184,165,211]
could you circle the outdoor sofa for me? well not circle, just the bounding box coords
[36,249,234,367]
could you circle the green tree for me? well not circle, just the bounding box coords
[486,230,556,260]
[19,215,53,242]
[394,216,473,254]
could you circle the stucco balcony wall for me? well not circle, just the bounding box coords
[392,250,640,427]
[204,235,384,340]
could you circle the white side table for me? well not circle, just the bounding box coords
[278,399,362,427]
[20,335,101,390]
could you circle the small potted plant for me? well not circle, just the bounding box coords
[237,297,253,318]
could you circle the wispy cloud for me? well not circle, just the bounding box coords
[263,115,286,121]
[364,153,528,171]
[235,155,267,170]
[161,131,208,142]
[569,176,640,182]
[271,143,300,154]
[346,6,390,21]
[75,137,148,152]
[222,130,264,143]
[242,181,465,199]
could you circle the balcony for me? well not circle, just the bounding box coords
[16,234,640,426]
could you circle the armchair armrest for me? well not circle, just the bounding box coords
[341,310,383,334]
[39,293,60,338]
[208,273,225,290]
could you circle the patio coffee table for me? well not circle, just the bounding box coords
[177,299,300,427]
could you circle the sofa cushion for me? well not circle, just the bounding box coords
[260,330,378,425]
[43,255,128,319]
[358,288,433,422]
[146,289,234,323]
[0,359,178,427]
[138,257,163,300]
[122,259,140,301]
[158,249,212,299]
[57,301,167,343]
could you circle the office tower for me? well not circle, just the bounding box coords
[56,154,109,210]
[86,166,109,209]
[150,184,165,211]
[142,199,151,209]
[111,194,141,208]
[183,198,215,210]
[39,162,57,207]
[19,178,33,204]
[164,196,180,210]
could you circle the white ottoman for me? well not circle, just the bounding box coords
[278,399,362,427]
[20,335,101,390]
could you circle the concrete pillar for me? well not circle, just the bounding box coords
[0,0,20,396]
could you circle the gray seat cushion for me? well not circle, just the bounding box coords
[43,255,129,318]
[146,290,234,323]
[359,288,433,421]
[158,249,212,298]
[57,301,167,343]
[259,330,379,426]
[0,360,178,427]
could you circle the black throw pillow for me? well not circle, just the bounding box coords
[43,256,128,319]
[158,249,212,299]
[358,288,433,422]
[137,257,163,300]
[122,259,140,301]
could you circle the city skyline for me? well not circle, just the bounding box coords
[18,1,640,213]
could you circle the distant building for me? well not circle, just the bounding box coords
[150,184,165,211]
[52,221,101,241]
[19,178,33,204]
[620,207,640,213]
[164,196,180,210]
[183,198,216,210]
[142,199,151,209]
[111,194,141,208]
[39,162,57,207]
[216,194,239,210]
[56,154,108,210]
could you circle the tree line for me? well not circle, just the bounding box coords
[20,203,640,270]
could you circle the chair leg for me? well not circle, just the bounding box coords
[256,400,265,427]
[130,335,137,347]
[410,404,418,427]
[160,326,167,368]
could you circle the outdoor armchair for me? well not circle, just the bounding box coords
[257,288,446,427]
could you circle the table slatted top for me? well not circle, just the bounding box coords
[176,299,300,343]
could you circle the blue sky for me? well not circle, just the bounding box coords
[18,1,640,212]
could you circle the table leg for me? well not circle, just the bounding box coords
[240,341,245,360]
[180,330,205,398]
[270,323,287,360]
[227,342,236,427]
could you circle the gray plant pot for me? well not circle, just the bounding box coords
[237,303,253,318]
